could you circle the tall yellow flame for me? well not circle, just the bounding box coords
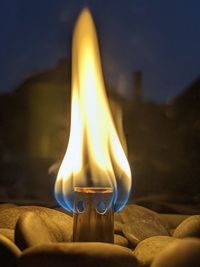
[55,8,132,212]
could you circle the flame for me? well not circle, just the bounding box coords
[55,9,132,213]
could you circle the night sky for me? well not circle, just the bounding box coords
[0,0,200,102]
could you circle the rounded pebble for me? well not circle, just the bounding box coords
[115,204,169,247]
[114,234,129,247]
[15,212,53,250]
[151,238,200,267]
[0,228,14,242]
[0,234,21,267]
[114,221,124,235]
[173,215,200,238]
[0,206,72,242]
[0,204,17,210]
[122,231,140,248]
[134,236,177,266]
[18,242,138,267]
[158,214,189,230]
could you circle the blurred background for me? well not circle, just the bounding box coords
[0,0,200,213]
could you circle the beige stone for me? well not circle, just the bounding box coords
[151,238,200,267]
[134,236,177,266]
[18,242,139,267]
[15,212,53,250]
[158,214,189,230]
[0,206,72,242]
[0,234,21,267]
[173,215,200,238]
[0,228,14,242]
[114,234,129,247]
[116,204,169,247]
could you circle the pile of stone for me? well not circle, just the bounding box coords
[0,203,200,267]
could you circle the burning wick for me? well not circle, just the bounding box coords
[54,8,132,243]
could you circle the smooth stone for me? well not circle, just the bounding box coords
[118,205,169,246]
[114,234,129,247]
[0,204,17,210]
[15,212,53,250]
[114,221,124,235]
[158,214,189,230]
[115,204,167,226]
[122,230,140,248]
[0,206,72,242]
[134,236,177,266]
[18,242,139,267]
[0,234,21,267]
[151,238,200,267]
[0,228,14,242]
[173,215,200,238]
[169,229,175,236]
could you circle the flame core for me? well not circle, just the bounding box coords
[55,9,132,213]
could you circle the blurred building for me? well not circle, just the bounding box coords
[4,59,70,159]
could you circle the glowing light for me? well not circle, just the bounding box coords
[55,8,132,213]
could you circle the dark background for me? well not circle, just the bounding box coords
[0,1,200,213]
[1,0,200,101]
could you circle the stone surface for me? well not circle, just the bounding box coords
[173,215,200,238]
[134,236,177,266]
[114,221,124,235]
[114,234,129,247]
[169,229,175,236]
[0,228,14,242]
[0,234,21,267]
[18,242,139,267]
[0,204,17,210]
[158,214,189,230]
[0,206,72,242]
[122,230,140,248]
[15,212,53,250]
[151,238,200,267]
[116,205,169,246]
